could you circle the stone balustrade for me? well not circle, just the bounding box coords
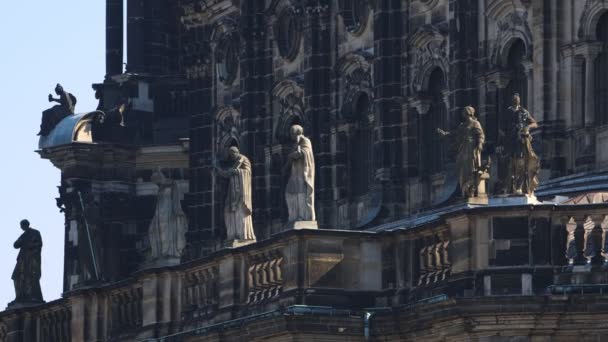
[1,203,607,341]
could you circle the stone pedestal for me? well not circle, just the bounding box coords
[467,171,490,205]
[5,301,44,310]
[467,196,489,205]
[489,194,542,206]
[286,221,318,230]
[224,239,256,248]
[141,257,181,270]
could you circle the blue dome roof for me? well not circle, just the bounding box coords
[38,111,103,149]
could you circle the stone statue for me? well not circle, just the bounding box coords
[9,220,44,307]
[148,168,187,261]
[437,106,487,198]
[38,84,77,136]
[504,93,539,196]
[215,147,256,243]
[284,125,316,223]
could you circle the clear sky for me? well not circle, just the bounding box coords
[0,2,104,307]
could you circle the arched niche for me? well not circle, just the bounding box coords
[215,106,241,160]
[271,78,305,143]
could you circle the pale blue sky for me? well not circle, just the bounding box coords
[0,2,105,307]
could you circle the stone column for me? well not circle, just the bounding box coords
[373,0,404,217]
[88,294,99,341]
[70,295,86,342]
[106,0,123,77]
[240,0,273,237]
[126,0,144,73]
[577,42,603,127]
[160,273,172,324]
[303,1,333,226]
[141,274,158,327]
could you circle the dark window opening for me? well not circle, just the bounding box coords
[422,68,447,174]
[350,92,373,197]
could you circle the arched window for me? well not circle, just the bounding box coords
[596,12,608,125]
[350,92,373,197]
[502,39,528,134]
[422,68,447,174]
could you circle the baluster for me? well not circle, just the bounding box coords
[565,217,578,266]
[425,241,434,285]
[418,245,427,285]
[583,216,597,264]
[601,216,608,267]
[433,240,443,283]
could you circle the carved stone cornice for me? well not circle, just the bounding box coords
[180,0,238,29]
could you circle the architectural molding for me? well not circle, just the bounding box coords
[408,25,448,93]
[578,0,608,40]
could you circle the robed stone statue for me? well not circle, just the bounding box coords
[215,147,256,244]
[504,93,539,195]
[148,168,187,262]
[38,83,77,136]
[437,106,486,198]
[284,125,316,224]
[9,220,44,307]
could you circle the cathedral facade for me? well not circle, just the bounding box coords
[2,0,608,341]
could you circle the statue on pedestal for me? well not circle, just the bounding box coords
[437,106,488,199]
[38,84,77,136]
[283,125,316,226]
[148,168,187,262]
[504,93,539,196]
[9,220,44,307]
[215,147,256,244]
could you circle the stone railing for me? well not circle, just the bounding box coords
[247,249,284,304]
[108,286,143,338]
[416,230,451,286]
[36,305,71,342]
[182,265,219,321]
[563,215,608,266]
[2,203,608,340]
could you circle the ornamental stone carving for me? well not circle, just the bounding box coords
[338,0,370,35]
[212,17,239,86]
[272,78,305,143]
[408,25,448,94]
[275,7,301,61]
[490,10,532,67]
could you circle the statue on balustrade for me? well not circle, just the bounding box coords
[148,168,187,262]
[38,84,77,136]
[504,93,540,196]
[283,125,316,226]
[8,220,44,307]
[437,106,488,198]
[215,146,256,244]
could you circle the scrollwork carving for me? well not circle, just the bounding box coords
[408,25,448,94]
